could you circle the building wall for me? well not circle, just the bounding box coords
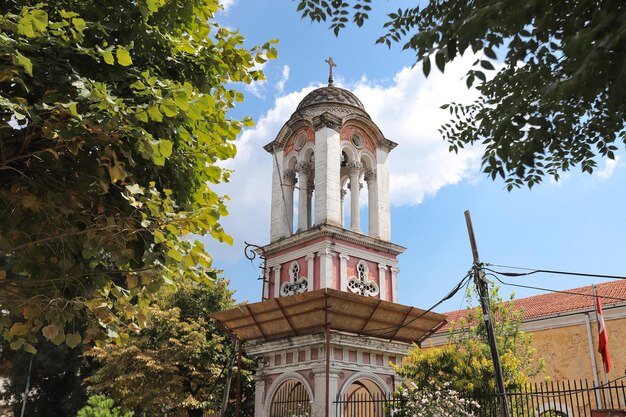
[425,305,626,384]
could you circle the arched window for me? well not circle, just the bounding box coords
[280,261,308,296]
[347,260,379,297]
[270,379,312,417]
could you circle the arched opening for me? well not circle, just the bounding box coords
[339,146,363,233]
[270,379,312,417]
[343,379,385,417]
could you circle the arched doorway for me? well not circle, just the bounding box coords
[270,378,312,417]
[342,378,386,417]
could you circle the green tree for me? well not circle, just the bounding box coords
[394,287,545,393]
[86,279,254,417]
[0,339,91,417]
[296,0,626,189]
[76,395,133,417]
[0,0,275,350]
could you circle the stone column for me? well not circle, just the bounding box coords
[314,122,342,226]
[296,162,311,232]
[390,266,399,303]
[263,267,270,300]
[340,188,347,227]
[306,253,315,291]
[365,168,379,238]
[347,161,362,233]
[313,368,340,417]
[339,253,350,291]
[269,150,289,241]
[317,248,334,289]
[378,264,388,301]
[376,148,392,241]
[273,265,282,299]
[307,184,314,228]
[282,169,297,235]
[253,376,266,417]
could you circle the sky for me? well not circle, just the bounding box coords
[202,1,626,314]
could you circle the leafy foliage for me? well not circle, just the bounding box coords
[295,0,626,188]
[0,0,276,350]
[85,279,254,417]
[394,287,545,393]
[0,339,91,417]
[76,395,133,417]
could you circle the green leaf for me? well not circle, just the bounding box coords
[160,99,178,117]
[422,56,431,77]
[101,49,115,65]
[65,332,82,348]
[147,106,162,122]
[116,46,133,66]
[72,18,86,33]
[136,110,149,122]
[159,140,173,158]
[23,343,37,354]
[31,10,49,32]
[435,51,446,73]
[17,16,35,37]
[15,52,33,76]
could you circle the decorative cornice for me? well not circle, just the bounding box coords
[261,223,406,258]
[312,111,342,132]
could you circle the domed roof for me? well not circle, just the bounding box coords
[296,86,365,112]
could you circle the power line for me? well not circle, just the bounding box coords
[484,263,626,281]
[483,271,626,303]
[365,269,473,337]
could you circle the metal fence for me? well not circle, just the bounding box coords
[333,380,626,417]
[335,392,402,417]
[470,380,626,417]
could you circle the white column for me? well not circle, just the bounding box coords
[314,125,341,226]
[378,264,388,301]
[306,253,315,291]
[269,150,289,241]
[313,369,340,417]
[282,169,296,235]
[296,162,311,232]
[348,161,362,233]
[317,248,334,289]
[339,253,350,291]
[253,377,266,417]
[365,168,379,238]
[307,184,314,228]
[340,188,347,227]
[390,266,399,303]
[273,265,282,299]
[263,267,270,300]
[376,148,391,241]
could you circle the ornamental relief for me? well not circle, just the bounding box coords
[347,261,379,297]
[280,261,308,297]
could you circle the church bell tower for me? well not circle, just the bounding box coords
[212,60,446,417]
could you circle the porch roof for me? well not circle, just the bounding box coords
[211,288,447,345]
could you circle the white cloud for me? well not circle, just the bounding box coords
[276,65,290,93]
[243,61,268,98]
[204,57,483,262]
[220,0,235,12]
[597,156,620,181]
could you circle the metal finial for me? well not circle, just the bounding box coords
[325,57,337,86]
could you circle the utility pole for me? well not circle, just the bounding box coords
[464,210,510,417]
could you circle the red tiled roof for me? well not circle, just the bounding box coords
[437,279,626,334]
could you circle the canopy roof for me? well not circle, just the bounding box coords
[211,288,447,345]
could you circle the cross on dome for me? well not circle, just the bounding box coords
[325,56,337,86]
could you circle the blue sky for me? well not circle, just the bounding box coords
[202,1,626,313]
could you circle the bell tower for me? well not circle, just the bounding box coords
[212,60,446,417]
[262,60,403,303]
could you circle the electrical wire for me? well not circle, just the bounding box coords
[483,271,626,303]
[484,263,626,281]
[364,269,473,337]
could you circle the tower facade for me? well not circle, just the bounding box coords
[262,85,404,304]
[212,71,446,417]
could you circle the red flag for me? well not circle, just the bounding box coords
[596,295,611,373]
